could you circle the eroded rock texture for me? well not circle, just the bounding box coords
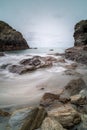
[0,21,29,51]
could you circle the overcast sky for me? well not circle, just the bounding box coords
[0,0,87,47]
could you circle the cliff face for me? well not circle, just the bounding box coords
[74,20,87,46]
[0,21,29,51]
[65,20,87,65]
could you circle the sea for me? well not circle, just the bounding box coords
[0,47,74,108]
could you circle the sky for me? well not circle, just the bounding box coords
[0,0,87,48]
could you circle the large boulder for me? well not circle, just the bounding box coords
[0,21,29,51]
[63,78,87,96]
[41,117,66,130]
[40,93,60,107]
[48,104,81,128]
[9,107,47,130]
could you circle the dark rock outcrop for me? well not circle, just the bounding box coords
[74,20,87,46]
[0,21,29,51]
[65,20,87,65]
[65,46,87,64]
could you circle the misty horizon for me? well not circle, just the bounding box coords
[0,0,87,47]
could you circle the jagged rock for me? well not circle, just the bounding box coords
[74,20,87,46]
[59,93,70,103]
[65,20,87,65]
[9,107,47,130]
[71,94,87,105]
[0,109,10,117]
[0,21,29,51]
[41,117,66,130]
[63,78,87,96]
[65,46,87,65]
[48,104,81,128]
[8,56,56,74]
[8,65,35,74]
[40,93,60,107]
[20,56,54,68]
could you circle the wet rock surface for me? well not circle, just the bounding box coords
[65,47,87,65]
[8,56,57,74]
[65,20,87,65]
[41,117,66,130]
[40,93,60,107]
[9,107,47,130]
[63,78,87,96]
[0,21,29,51]
[74,20,87,46]
[48,104,81,128]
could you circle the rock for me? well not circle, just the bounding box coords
[64,70,82,76]
[41,117,66,130]
[65,63,78,69]
[63,78,87,96]
[0,52,5,56]
[59,93,70,103]
[0,21,29,51]
[65,46,87,65]
[73,114,87,130]
[50,49,54,51]
[74,20,87,46]
[9,107,47,130]
[71,94,87,105]
[48,53,65,57]
[0,109,10,117]
[40,93,59,107]
[8,56,56,74]
[8,65,35,74]
[20,57,41,66]
[48,104,81,128]
[0,63,11,69]
[57,58,66,63]
[65,20,87,65]
[20,56,53,68]
[80,114,87,130]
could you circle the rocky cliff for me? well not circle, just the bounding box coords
[0,21,29,51]
[65,20,87,65]
[74,20,87,46]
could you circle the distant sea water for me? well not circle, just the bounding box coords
[0,47,73,108]
[0,47,66,81]
[5,47,65,55]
